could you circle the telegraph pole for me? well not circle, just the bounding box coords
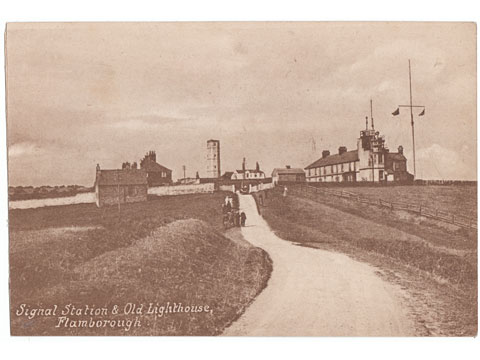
[370,99,375,182]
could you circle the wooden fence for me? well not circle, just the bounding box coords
[289,185,477,230]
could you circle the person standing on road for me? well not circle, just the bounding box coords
[240,212,247,227]
[283,186,288,197]
[234,211,240,227]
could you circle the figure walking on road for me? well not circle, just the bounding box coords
[240,211,247,227]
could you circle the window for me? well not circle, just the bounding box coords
[323,167,326,175]
[331,165,333,173]
[341,163,344,172]
[379,170,384,180]
[379,154,383,164]
[349,162,352,172]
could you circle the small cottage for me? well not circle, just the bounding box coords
[140,151,172,187]
[94,165,148,207]
[228,158,266,180]
[272,166,306,184]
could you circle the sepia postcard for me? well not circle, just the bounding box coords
[5,22,477,336]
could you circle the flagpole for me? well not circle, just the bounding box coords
[393,60,424,182]
[408,59,416,180]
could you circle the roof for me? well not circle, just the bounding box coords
[386,152,407,161]
[235,169,265,174]
[272,168,305,176]
[305,150,359,169]
[140,159,171,173]
[96,169,148,186]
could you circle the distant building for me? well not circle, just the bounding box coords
[384,146,411,182]
[140,151,172,187]
[272,166,306,184]
[305,123,412,183]
[221,171,234,181]
[227,158,266,180]
[94,164,148,207]
[206,140,221,178]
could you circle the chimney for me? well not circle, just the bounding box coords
[322,150,330,158]
[286,165,291,169]
[338,146,347,155]
[149,150,156,163]
[242,157,246,171]
[398,145,403,155]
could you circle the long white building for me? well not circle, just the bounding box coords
[305,126,412,183]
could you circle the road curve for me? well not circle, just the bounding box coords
[223,194,415,336]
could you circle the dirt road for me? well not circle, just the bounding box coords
[223,194,415,336]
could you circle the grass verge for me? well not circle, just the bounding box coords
[255,188,477,336]
[10,193,272,335]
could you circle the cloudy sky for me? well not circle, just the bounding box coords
[6,22,476,186]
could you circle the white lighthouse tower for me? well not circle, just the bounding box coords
[206,139,221,178]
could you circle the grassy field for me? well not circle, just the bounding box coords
[256,187,477,336]
[9,193,272,335]
[341,185,477,217]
